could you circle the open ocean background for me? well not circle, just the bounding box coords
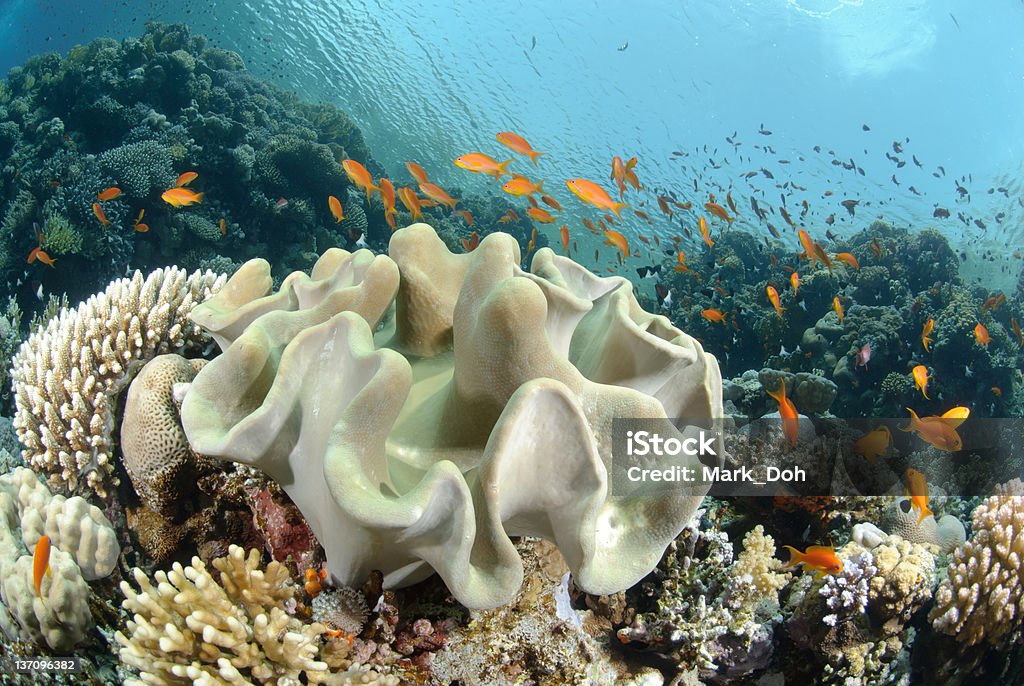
[2,0,1022,286]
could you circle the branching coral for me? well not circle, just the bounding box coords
[115,544,396,685]
[179,224,723,608]
[10,266,225,497]
[930,480,1024,647]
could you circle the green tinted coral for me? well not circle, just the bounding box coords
[40,214,83,256]
[99,140,175,198]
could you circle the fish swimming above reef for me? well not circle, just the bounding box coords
[853,425,890,462]
[782,544,843,577]
[901,408,962,452]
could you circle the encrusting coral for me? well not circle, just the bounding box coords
[10,266,225,497]
[0,466,120,652]
[930,478,1024,648]
[115,544,396,685]
[176,224,723,609]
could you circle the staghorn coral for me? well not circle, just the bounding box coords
[10,266,225,497]
[115,544,395,685]
[180,224,723,609]
[0,466,119,652]
[929,481,1024,647]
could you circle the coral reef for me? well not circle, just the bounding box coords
[10,266,224,497]
[180,224,723,608]
[879,496,966,554]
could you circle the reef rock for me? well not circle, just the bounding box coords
[180,224,723,608]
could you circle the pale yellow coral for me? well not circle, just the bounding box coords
[734,525,790,601]
[929,487,1024,647]
[10,267,225,497]
[115,545,395,686]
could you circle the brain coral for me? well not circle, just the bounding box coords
[180,224,723,608]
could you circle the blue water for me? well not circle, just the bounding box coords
[3,0,1023,283]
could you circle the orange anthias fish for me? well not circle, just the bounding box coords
[218,217,226,236]
[939,406,970,428]
[798,228,817,263]
[27,246,56,267]
[789,271,800,296]
[541,195,562,211]
[1011,317,1023,347]
[766,286,784,318]
[456,209,474,226]
[161,187,204,207]
[342,159,380,201]
[134,208,149,233]
[174,171,199,187]
[33,535,51,597]
[657,195,673,218]
[397,187,424,220]
[981,293,1006,312]
[461,230,480,252]
[526,206,554,223]
[622,156,641,191]
[674,251,689,273]
[419,182,459,209]
[702,308,726,324]
[406,161,430,185]
[783,544,843,577]
[560,225,570,253]
[704,202,734,224]
[853,425,891,463]
[699,216,714,248]
[835,252,860,270]
[378,178,397,216]
[813,243,834,272]
[454,152,512,179]
[833,296,845,323]
[496,131,544,164]
[921,318,935,352]
[974,323,990,348]
[92,202,111,225]
[603,229,629,257]
[905,468,934,526]
[502,175,544,196]
[328,195,345,223]
[912,365,930,399]
[767,379,799,448]
[97,186,121,201]
[901,407,963,452]
[566,178,628,217]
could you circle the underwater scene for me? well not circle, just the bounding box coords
[0,0,1022,684]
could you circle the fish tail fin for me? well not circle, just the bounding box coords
[496,160,513,178]
[900,407,920,433]
[535,180,545,194]
[529,150,545,165]
[611,202,628,218]
[917,503,934,526]
[195,192,205,203]
[782,545,803,568]
[766,379,786,404]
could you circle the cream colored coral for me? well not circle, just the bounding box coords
[733,525,790,600]
[863,536,935,635]
[116,544,393,686]
[0,467,112,652]
[929,488,1024,647]
[10,267,225,497]
[120,354,207,518]
[181,225,723,609]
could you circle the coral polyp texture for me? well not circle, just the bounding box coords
[10,266,225,497]
[179,224,723,608]
[929,479,1024,648]
[116,544,396,685]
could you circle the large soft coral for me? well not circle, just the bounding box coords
[178,225,722,608]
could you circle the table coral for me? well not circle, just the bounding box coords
[10,266,225,497]
[116,544,396,685]
[180,224,723,609]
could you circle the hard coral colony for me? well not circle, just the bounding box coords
[0,16,1019,686]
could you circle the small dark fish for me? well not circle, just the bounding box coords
[779,206,795,227]
[891,174,900,186]
[825,213,835,226]
[857,167,865,176]
[761,168,774,179]
[813,145,822,153]
[975,219,987,230]
[912,154,922,167]
[758,124,772,135]
[909,186,922,196]
[766,222,780,238]
[937,165,946,176]
[892,141,903,153]
[825,229,837,242]
[862,124,870,131]
[996,212,1005,223]
[896,160,906,168]
[617,40,629,51]
[531,36,537,50]
[933,207,950,218]
[743,171,758,179]
[841,199,859,216]
[955,183,969,198]
[950,13,960,29]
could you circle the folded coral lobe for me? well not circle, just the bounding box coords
[181,224,722,608]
